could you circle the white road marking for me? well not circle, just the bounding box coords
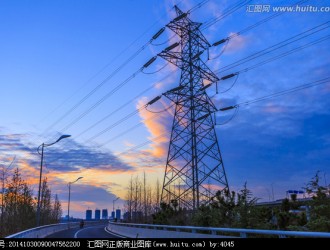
[74,225,126,238]
[104,226,126,238]
[74,227,90,238]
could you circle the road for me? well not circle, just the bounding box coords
[46,224,122,238]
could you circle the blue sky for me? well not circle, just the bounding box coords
[0,0,329,218]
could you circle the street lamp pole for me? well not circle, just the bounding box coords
[68,177,83,227]
[36,135,71,227]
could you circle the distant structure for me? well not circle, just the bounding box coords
[116,209,121,220]
[111,211,115,219]
[102,209,108,219]
[95,209,101,220]
[85,209,92,220]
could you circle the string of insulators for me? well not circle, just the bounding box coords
[212,38,228,47]
[152,27,166,40]
[143,56,157,68]
[164,42,180,51]
[147,96,162,105]
[200,84,212,91]
[193,51,204,59]
[220,73,238,80]
[219,106,236,111]
[197,113,210,121]
[173,12,188,22]
[167,86,184,92]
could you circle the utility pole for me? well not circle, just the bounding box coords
[158,6,229,210]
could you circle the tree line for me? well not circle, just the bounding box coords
[0,168,62,237]
[124,172,330,232]
[124,172,161,223]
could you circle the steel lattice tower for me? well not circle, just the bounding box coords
[159,6,229,210]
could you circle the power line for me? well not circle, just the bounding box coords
[87,103,170,149]
[114,77,330,159]
[43,42,152,134]
[236,35,330,74]
[65,28,329,151]
[189,0,210,13]
[225,0,310,40]
[60,67,143,132]
[45,1,262,139]
[213,34,330,77]
[39,29,153,125]
[41,2,185,134]
[216,21,330,74]
[41,1,328,170]
[54,21,329,141]
[41,0,313,141]
[74,70,178,139]
[216,106,240,125]
[236,77,330,107]
[48,76,330,169]
[101,122,144,146]
[142,62,170,74]
[115,132,168,158]
[81,29,329,151]
[85,108,143,143]
[202,0,252,30]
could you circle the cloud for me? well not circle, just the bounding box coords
[52,184,125,218]
[136,97,173,158]
[224,33,248,54]
[206,0,224,19]
[0,132,134,173]
[0,129,136,217]
[262,103,287,114]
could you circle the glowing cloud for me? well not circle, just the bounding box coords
[225,33,248,54]
[136,97,172,158]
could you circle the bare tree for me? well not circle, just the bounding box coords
[0,156,15,236]
[40,178,52,225]
[155,178,161,210]
[123,174,168,223]
[51,194,62,223]
[143,172,146,222]
[124,176,133,222]
[0,168,62,237]
[3,168,35,236]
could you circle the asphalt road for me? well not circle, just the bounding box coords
[46,224,122,238]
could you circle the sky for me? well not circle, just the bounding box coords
[0,0,329,219]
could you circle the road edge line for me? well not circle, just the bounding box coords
[104,226,127,238]
[74,227,89,238]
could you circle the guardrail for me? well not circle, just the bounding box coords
[108,222,330,238]
[6,223,78,238]
[6,221,106,238]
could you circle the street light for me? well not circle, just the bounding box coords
[36,134,71,227]
[113,197,119,218]
[68,177,83,227]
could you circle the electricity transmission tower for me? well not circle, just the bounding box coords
[159,6,229,210]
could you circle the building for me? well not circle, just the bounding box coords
[95,209,101,220]
[86,209,92,220]
[102,209,108,219]
[116,209,121,220]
